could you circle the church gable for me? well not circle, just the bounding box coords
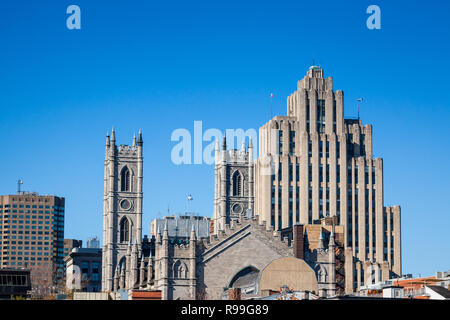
[196,216,293,299]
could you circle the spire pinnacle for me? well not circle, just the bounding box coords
[215,139,219,151]
[162,219,169,241]
[318,229,324,250]
[222,136,227,151]
[137,129,143,146]
[106,132,110,147]
[329,225,335,249]
[190,224,197,241]
[241,138,246,152]
[132,133,136,148]
[156,226,161,243]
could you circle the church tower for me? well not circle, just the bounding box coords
[102,129,143,291]
[213,136,254,234]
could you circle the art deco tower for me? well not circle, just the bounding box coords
[254,67,401,291]
[101,129,143,291]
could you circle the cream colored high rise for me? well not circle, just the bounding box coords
[254,67,401,291]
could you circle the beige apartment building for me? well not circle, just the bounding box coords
[254,66,401,291]
[0,193,65,283]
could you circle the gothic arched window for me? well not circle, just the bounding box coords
[173,260,188,278]
[316,264,328,283]
[119,257,126,271]
[232,171,242,196]
[120,217,130,243]
[121,167,131,191]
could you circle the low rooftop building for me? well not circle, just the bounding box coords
[0,268,31,300]
[64,248,102,293]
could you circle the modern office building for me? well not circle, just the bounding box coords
[86,237,100,249]
[0,192,65,284]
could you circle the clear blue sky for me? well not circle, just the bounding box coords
[0,1,449,277]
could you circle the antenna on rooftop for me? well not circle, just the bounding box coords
[17,179,23,194]
[186,194,193,216]
[270,92,274,120]
[357,98,364,120]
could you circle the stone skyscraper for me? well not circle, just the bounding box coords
[101,129,143,291]
[254,66,401,291]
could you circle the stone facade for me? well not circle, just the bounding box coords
[108,214,339,300]
[213,138,254,234]
[101,129,143,292]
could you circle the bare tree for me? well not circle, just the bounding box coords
[29,262,57,299]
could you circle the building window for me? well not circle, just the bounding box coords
[92,262,99,274]
[119,218,130,243]
[120,167,131,192]
[289,131,296,155]
[319,140,323,158]
[317,99,326,133]
[232,171,242,196]
[81,261,89,275]
[278,130,283,155]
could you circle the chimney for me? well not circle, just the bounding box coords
[292,224,304,259]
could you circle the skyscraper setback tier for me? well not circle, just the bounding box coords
[253,67,401,291]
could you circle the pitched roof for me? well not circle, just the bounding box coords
[427,286,450,299]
